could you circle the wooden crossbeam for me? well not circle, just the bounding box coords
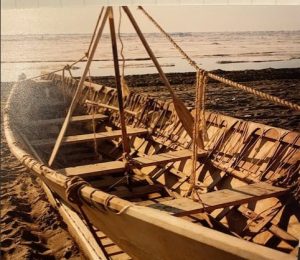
[31,114,108,126]
[132,149,206,167]
[60,161,126,177]
[31,127,148,147]
[111,185,163,199]
[58,149,206,178]
[148,182,287,216]
[86,100,139,116]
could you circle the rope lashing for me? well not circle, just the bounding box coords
[192,71,206,181]
[92,105,101,160]
[118,7,130,98]
[138,6,300,112]
[186,71,207,211]
[84,96,101,159]
[65,176,90,205]
[65,176,111,259]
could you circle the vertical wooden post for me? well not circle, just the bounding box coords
[48,7,109,166]
[108,7,130,156]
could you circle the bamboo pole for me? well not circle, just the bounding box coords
[108,7,130,156]
[86,7,104,57]
[48,7,109,166]
[122,6,199,147]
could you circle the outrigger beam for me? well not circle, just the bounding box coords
[48,7,109,166]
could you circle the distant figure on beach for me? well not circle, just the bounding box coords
[18,73,26,81]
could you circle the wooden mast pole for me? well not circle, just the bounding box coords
[122,6,203,148]
[108,7,130,156]
[48,7,110,166]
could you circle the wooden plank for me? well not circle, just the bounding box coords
[111,185,163,199]
[60,161,126,177]
[31,127,148,146]
[59,149,204,178]
[71,114,108,122]
[32,114,107,126]
[148,182,287,216]
[269,224,298,245]
[132,149,206,167]
[62,128,147,145]
[86,100,139,116]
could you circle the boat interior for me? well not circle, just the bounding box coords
[9,74,300,257]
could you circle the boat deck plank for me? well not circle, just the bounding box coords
[59,149,203,177]
[132,149,206,167]
[31,127,148,146]
[60,161,126,177]
[63,128,147,144]
[32,114,108,126]
[148,182,287,216]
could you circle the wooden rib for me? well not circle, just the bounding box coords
[31,127,148,147]
[31,114,108,126]
[132,149,206,167]
[269,225,299,245]
[148,182,287,216]
[60,161,126,177]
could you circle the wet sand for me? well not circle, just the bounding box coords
[1,85,83,259]
[0,68,299,259]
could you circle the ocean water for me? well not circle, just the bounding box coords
[1,31,300,82]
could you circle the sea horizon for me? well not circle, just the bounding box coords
[2,30,300,82]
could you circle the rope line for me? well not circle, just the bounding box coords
[138,6,300,111]
[186,71,207,210]
[117,7,130,97]
[22,55,86,82]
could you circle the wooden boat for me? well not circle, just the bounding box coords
[4,6,299,260]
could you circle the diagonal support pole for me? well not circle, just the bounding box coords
[122,6,203,148]
[108,7,130,156]
[48,7,110,166]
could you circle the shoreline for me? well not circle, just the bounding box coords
[92,68,300,87]
[2,67,300,86]
[2,68,300,132]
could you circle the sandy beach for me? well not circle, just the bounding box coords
[1,85,83,259]
[1,68,299,259]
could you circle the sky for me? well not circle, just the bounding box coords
[1,4,300,35]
